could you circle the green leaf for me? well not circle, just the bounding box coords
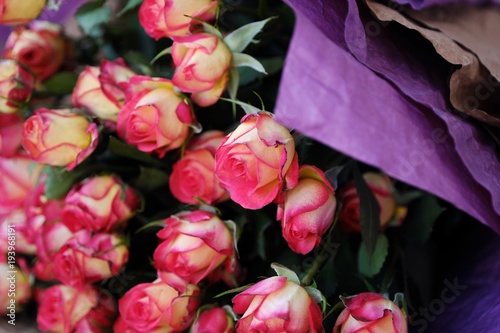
[132,167,169,192]
[402,193,445,244]
[117,0,143,17]
[232,53,267,74]
[40,72,79,95]
[238,57,283,86]
[75,0,111,37]
[358,233,389,278]
[270,263,300,284]
[107,136,165,167]
[219,98,261,115]
[201,22,223,39]
[214,283,254,298]
[305,287,328,314]
[223,17,275,53]
[43,166,90,199]
[353,164,380,256]
[150,47,172,65]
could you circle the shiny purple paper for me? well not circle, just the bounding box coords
[393,0,500,9]
[275,0,500,234]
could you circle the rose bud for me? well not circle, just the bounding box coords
[190,307,235,333]
[53,230,129,287]
[37,285,98,333]
[62,175,140,233]
[117,278,200,333]
[154,210,235,286]
[0,0,46,25]
[0,59,34,114]
[339,172,405,232]
[187,130,225,155]
[0,113,23,156]
[139,0,218,39]
[277,165,336,254]
[0,209,37,255]
[75,290,117,333]
[33,220,73,281]
[3,21,67,81]
[22,108,99,170]
[333,292,408,333]
[215,112,299,209]
[0,262,31,314]
[171,33,232,107]
[232,276,324,333]
[169,149,229,205]
[117,76,196,157]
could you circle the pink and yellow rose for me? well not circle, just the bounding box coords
[3,21,67,81]
[22,108,99,170]
[61,175,140,233]
[277,165,337,254]
[154,210,235,287]
[117,76,196,157]
[117,278,200,333]
[172,33,232,106]
[333,293,407,333]
[0,59,34,114]
[232,276,324,333]
[0,0,46,25]
[190,307,235,333]
[53,230,129,287]
[139,0,218,39]
[215,112,299,209]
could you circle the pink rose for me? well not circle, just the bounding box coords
[3,21,67,81]
[339,172,404,232]
[187,130,225,155]
[117,76,196,157]
[0,209,37,255]
[25,180,65,235]
[232,276,324,333]
[22,108,99,170]
[0,59,34,114]
[172,33,232,106]
[154,210,235,286]
[277,165,337,254]
[215,112,299,209]
[61,175,140,233]
[0,113,23,157]
[139,0,218,39]
[117,278,200,332]
[37,285,98,333]
[53,230,129,287]
[75,290,117,333]
[333,293,407,333]
[0,0,46,25]
[0,262,31,315]
[169,149,229,205]
[190,307,235,333]
[72,59,136,122]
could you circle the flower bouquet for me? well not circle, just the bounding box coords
[0,0,499,332]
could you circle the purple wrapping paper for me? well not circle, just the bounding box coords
[393,0,500,9]
[275,0,500,234]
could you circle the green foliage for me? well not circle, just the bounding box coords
[40,72,79,96]
[76,0,111,37]
[358,233,389,278]
[402,193,445,244]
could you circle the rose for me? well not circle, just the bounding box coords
[0,113,23,156]
[53,230,129,287]
[333,293,407,333]
[3,21,67,81]
[72,59,136,122]
[139,0,218,39]
[0,0,46,25]
[37,285,98,333]
[118,278,200,332]
[339,172,405,232]
[169,149,229,205]
[277,165,337,254]
[172,33,232,106]
[0,59,34,114]
[232,276,324,332]
[61,175,140,233]
[25,180,65,234]
[33,220,73,281]
[22,108,99,170]
[187,130,225,155]
[117,76,196,157]
[75,290,117,333]
[154,210,235,286]
[0,263,31,314]
[215,112,299,209]
[190,307,235,333]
